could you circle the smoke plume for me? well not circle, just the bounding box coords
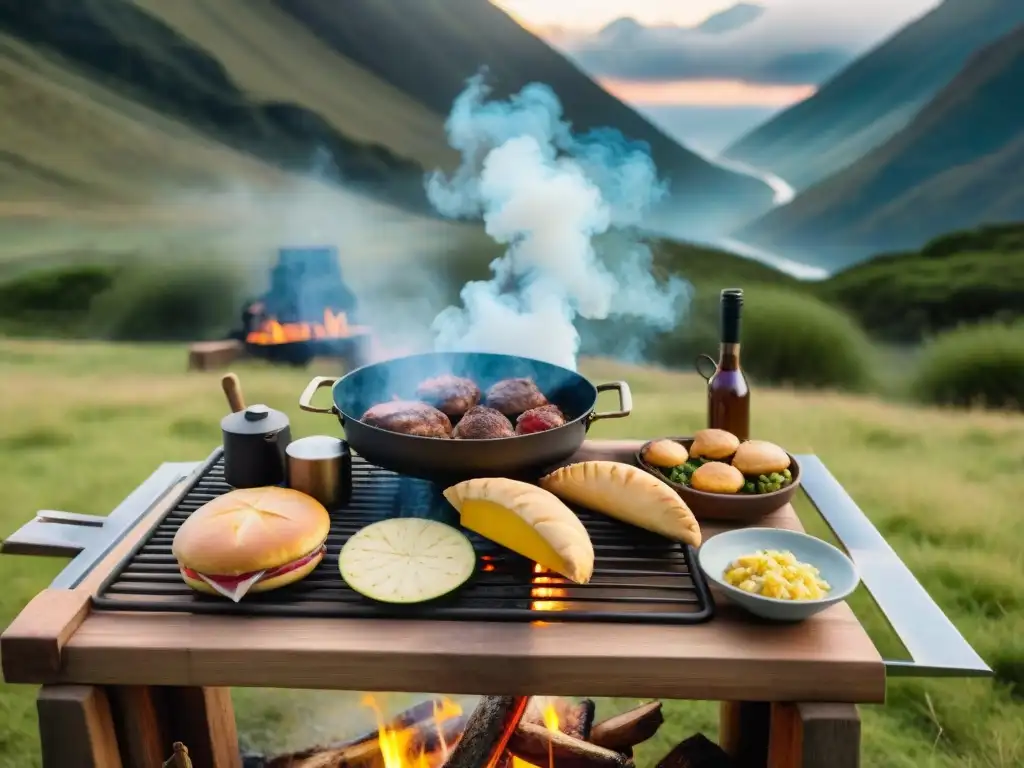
[427,74,690,371]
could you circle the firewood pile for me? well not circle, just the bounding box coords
[219,696,736,768]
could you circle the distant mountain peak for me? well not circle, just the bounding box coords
[696,3,765,34]
[597,16,644,40]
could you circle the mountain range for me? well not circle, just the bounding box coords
[560,0,937,87]
[724,0,1024,190]
[0,0,773,242]
[735,23,1024,267]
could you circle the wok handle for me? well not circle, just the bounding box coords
[590,381,633,421]
[298,376,340,415]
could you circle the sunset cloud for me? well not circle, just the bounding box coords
[599,78,816,107]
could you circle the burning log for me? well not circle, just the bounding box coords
[441,696,528,768]
[654,734,735,768]
[589,702,664,752]
[265,710,468,768]
[343,699,450,750]
[506,722,633,768]
[520,697,596,742]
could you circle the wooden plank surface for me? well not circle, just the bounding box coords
[6,440,886,702]
[2,475,193,683]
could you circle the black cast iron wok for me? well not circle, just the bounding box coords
[298,351,632,482]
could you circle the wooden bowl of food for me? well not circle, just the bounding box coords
[635,430,801,522]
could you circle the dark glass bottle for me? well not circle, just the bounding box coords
[705,288,750,440]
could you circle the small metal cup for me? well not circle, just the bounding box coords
[286,436,351,509]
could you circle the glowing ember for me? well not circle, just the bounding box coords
[362,695,463,768]
[530,564,567,612]
[246,308,366,345]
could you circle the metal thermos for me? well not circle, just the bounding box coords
[286,436,352,509]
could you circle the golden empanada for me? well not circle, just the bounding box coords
[539,461,701,547]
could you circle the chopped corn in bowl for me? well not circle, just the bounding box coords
[724,549,831,600]
[698,528,859,622]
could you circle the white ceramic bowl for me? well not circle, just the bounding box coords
[698,527,860,622]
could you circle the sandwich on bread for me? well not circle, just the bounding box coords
[172,487,331,601]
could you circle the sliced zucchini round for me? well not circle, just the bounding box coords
[339,518,476,604]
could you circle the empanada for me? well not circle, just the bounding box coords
[444,478,594,584]
[539,461,702,547]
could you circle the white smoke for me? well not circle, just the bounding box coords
[427,74,690,371]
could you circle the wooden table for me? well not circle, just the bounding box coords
[1,440,987,768]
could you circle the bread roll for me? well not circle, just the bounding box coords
[173,487,330,575]
[641,439,689,468]
[444,478,594,584]
[732,440,791,475]
[689,429,740,460]
[691,462,745,494]
[540,461,701,547]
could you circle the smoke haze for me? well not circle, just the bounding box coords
[427,74,690,371]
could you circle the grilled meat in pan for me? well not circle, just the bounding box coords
[452,406,515,439]
[485,378,549,418]
[414,375,481,420]
[515,404,566,435]
[360,400,452,438]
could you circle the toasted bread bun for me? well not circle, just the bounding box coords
[732,440,791,476]
[179,550,324,594]
[691,462,745,494]
[689,429,740,460]
[642,439,689,468]
[173,487,330,575]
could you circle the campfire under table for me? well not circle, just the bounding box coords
[1,440,988,768]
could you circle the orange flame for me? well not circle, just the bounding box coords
[530,564,567,612]
[511,699,561,768]
[246,308,365,345]
[362,695,463,768]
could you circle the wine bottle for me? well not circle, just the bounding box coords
[703,288,750,440]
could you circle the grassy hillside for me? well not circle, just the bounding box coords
[131,0,458,171]
[0,341,1022,767]
[819,222,1024,342]
[738,27,1024,267]
[724,0,1024,191]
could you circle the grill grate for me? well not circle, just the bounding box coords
[92,449,715,624]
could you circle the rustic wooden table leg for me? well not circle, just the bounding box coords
[108,686,172,768]
[37,685,124,768]
[163,686,242,768]
[767,703,861,768]
[720,701,771,768]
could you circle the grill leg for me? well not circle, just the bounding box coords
[108,686,171,768]
[37,685,123,768]
[163,686,242,768]
[767,703,861,768]
[720,701,771,767]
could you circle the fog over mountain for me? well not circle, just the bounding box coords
[560,0,941,85]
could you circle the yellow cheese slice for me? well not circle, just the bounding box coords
[443,478,594,584]
[540,461,702,547]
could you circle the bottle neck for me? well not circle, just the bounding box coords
[718,342,741,371]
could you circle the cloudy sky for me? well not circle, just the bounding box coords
[491,0,939,152]
[493,0,939,105]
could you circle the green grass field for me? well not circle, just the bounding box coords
[0,339,1021,767]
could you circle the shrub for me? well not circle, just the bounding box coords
[909,322,1024,410]
[0,264,121,334]
[653,284,875,391]
[87,260,244,342]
